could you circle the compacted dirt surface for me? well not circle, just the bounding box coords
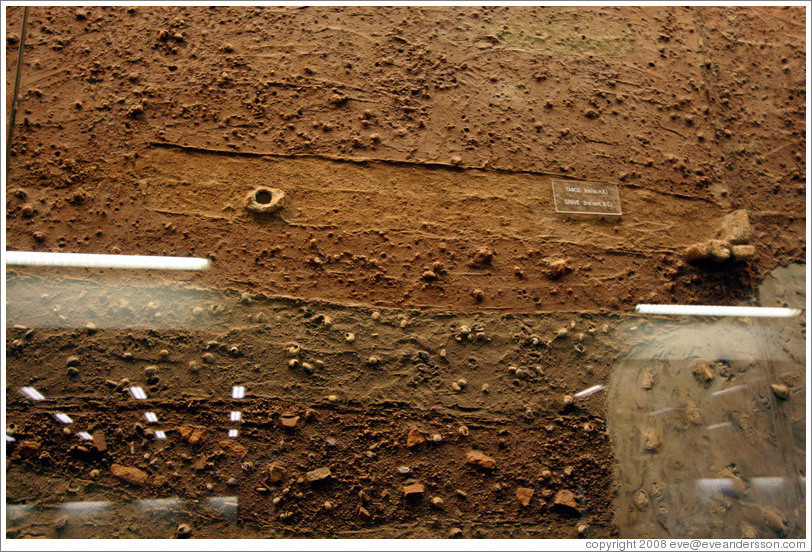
[3,5,807,540]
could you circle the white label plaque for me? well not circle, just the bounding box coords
[552,179,622,216]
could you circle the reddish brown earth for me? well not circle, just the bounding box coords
[4,5,807,540]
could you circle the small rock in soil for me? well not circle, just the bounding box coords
[516,486,534,507]
[177,425,206,445]
[306,467,331,484]
[280,412,300,429]
[553,489,580,513]
[643,428,662,451]
[110,463,149,486]
[449,527,463,538]
[429,496,444,508]
[719,209,751,244]
[466,450,497,470]
[15,440,41,458]
[771,383,790,400]
[176,524,192,538]
[66,356,81,367]
[406,428,425,447]
[268,464,287,483]
[402,480,425,498]
[543,258,570,279]
[468,247,494,268]
[692,361,715,385]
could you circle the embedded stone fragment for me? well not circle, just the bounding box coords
[177,425,206,445]
[306,467,332,484]
[516,487,534,507]
[466,450,497,470]
[771,383,790,400]
[267,464,287,483]
[719,209,751,244]
[402,481,425,498]
[111,463,149,486]
[245,187,285,214]
[692,361,715,385]
[553,489,580,513]
[406,428,425,448]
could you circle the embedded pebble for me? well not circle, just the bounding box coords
[771,383,790,400]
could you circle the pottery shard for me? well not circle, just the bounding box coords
[111,463,149,486]
[306,467,332,484]
[406,428,425,448]
[268,464,287,483]
[553,489,580,512]
[466,450,497,470]
[516,487,534,507]
[402,481,425,498]
[692,361,715,385]
[218,439,248,457]
[771,383,790,400]
[177,425,206,445]
[719,209,751,245]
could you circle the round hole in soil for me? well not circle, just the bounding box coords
[255,190,273,204]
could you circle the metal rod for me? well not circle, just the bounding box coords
[6,6,30,175]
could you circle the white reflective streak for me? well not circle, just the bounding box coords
[648,407,675,417]
[696,478,737,494]
[712,384,746,397]
[634,304,801,318]
[750,477,786,490]
[228,429,239,438]
[230,411,242,422]
[54,413,73,424]
[5,251,210,271]
[574,384,605,398]
[6,435,16,442]
[129,386,147,400]
[58,501,111,513]
[154,430,167,439]
[137,498,181,510]
[144,412,158,423]
[706,422,732,431]
[20,387,45,401]
[232,386,245,399]
[77,432,92,440]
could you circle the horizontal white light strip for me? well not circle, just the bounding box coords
[706,422,732,431]
[129,386,147,400]
[6,435,16,442]
[574,384,605,398]
[712,384,746,397]
[154,430,167,439]
[144,412,158,423]
[20,387,45,401]
[5,251,210,271]
[232,386,245,399]
[230,411,242,422]
[54,413,73,424]
[228,429,239,438]
[634,304,802,318]
[77,431,93,440]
